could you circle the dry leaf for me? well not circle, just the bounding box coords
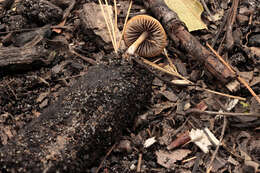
[238,71,254,84]
[152,102,176,115]
[159,90,178,102]
[207,156,227,172]
[196,100,208,111]
[156,149,191,169]
[164,0,207,31]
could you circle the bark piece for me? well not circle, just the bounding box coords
[13,25,51,47]
[140,0,235,83]
[0,45,53,69]
[0,56,152,172]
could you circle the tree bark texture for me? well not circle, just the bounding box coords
[0,45,52,68]
[140,0,235,83]
[0,57,152,172]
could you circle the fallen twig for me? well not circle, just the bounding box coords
[137,153,143,172]
[206,115,227,173]
[69,45,97,65]
[226,0,239,50]
[96,143,116,173]
[207,43,260,104]
[186,109,260,117]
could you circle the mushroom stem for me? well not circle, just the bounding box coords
[127,31,148,55]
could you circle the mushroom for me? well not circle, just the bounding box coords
[123,15,167,57]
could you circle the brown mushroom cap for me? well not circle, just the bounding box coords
[123,15,167,57]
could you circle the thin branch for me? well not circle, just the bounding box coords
[206,43,234,73]
[186,109,260,117]
[202,88,246,101]
[95,143,116,173]
[137,153,142,172]
[206,116,227,173]
[69,45,97,65]
[206,43,260,104]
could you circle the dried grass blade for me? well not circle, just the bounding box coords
[104,0,117,52]
[118,0,132,49]
[98,0,116,51]
[114,0,118,50]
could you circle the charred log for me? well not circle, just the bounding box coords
[0,55,152,172]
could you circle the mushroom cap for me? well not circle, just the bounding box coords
[123,15,167,57]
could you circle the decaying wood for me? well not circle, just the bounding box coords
[0,56,152,172]
[0,45,53,69]
[139,0,236,84]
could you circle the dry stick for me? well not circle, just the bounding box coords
[238,76,260,104]
[117,0,132,49]
[98,0,116,51]
[95,143,116,173]
[104,0,117,53]
[211,10,229,48]
[186,109,260,117]
[182,156,197,163]
[52,0,76,33]
[206,43,260,104]
[139,57,246,101]
[137,153,142,172]
[217,32,226,54]
[225,0,239,50]
[221,141,243,160]
[62,0,75,20]
[206,116,227,173]
[202,88,245,101]
[69,45,97,65]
